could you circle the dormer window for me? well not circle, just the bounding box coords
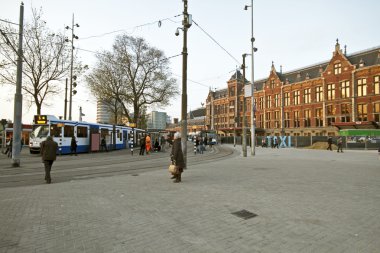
[334,63,342,75]
[270,80,275,89]
[359,59,365,68]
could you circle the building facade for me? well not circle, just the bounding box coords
[96,100,111,124]
[206,41,380,137]
[147,111,167,130]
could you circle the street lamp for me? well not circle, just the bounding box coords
[241,53,251,157]
[244,0,257,155]
[176,0,192,169]
[65,14,79,121]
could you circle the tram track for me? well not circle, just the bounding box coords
[0,145,237,188]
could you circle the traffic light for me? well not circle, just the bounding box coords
[72,75,77,95]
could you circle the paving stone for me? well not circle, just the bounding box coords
[0,146,379,252]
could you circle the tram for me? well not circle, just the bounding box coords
[29,115,144,154]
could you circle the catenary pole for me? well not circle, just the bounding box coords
[250,0,256,156]
[181,0,190,168]
[12,2,24,167]
[242,54,247,157]
[69,14,75,121]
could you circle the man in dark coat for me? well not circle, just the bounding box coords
[40,136,58,184]
[101,136,108,152]
[70,136,77,156]
[170,132,185,183]
[139,135,146,155]
[327,136,333,151]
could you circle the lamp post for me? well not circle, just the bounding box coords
[242,54,250,157]
[176,0,192,169]
[245,1,257,155]
[12,3,24,167]
[65,14,79,121]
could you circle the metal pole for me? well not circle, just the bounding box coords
[242,55,247,157]
[181,0,189,168]
[250,0,256,156]
[234,69,238,147]
[12,3,24,167]
[64,78,68,120]
[69,14,74,121]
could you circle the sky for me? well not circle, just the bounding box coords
[1,0,380,124]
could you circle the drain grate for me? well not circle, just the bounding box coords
[131,174,139,176]
[231,209,258,220]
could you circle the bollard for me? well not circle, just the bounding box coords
[130,130,134,156]
[194,140,197,155]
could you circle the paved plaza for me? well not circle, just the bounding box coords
[0,145,379,253]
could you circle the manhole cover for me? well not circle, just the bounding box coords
[231,209,258,220]
[131,174,139,176]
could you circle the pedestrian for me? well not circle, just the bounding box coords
[170,132,185,183]
[6,138,12,158]
[160,135,166,152]
[199,137,204,154]
[145,134,151,154]
[139,135,146,155]
[274,138,279,149]
[154,138,160,152]
[337,137,343,153]
[327,136,333,151]
[70,136,77,156]
[261,138,267,148]
[101,136,108,152]
[40,136,58,184]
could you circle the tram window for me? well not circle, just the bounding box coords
[50,124,61,137]
[64,125,75,137]
[100,129,109,137]
[77,126,88,138]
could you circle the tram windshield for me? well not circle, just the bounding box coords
[31,125,49,138]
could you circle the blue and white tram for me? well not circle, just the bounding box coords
[29,115,141,154]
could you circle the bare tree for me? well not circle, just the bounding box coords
[86,34,179,128]
[0,8,74,115]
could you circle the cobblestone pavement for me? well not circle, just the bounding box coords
[0,145,379,253]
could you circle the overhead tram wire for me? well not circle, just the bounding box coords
[192,19,241,66]
[172,68,237,90]
[0,19,19,26]
[79,14,183,40]
[76,47,182,68]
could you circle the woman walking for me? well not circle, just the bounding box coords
[170,132,185,183]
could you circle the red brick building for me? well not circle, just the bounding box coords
[206,41,380,136]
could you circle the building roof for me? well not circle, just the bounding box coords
[209,44,380,97]
[254,45,380,91]
[188,108,206,119]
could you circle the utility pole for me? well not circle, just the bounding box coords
[242,54,248,157]
[67,14,79,121]
[180,0,191,168]
[244,0,257,155]
[64,78,68,120]
[250,0,256,156]
[234,68,238,147]
[12,2,24,167]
